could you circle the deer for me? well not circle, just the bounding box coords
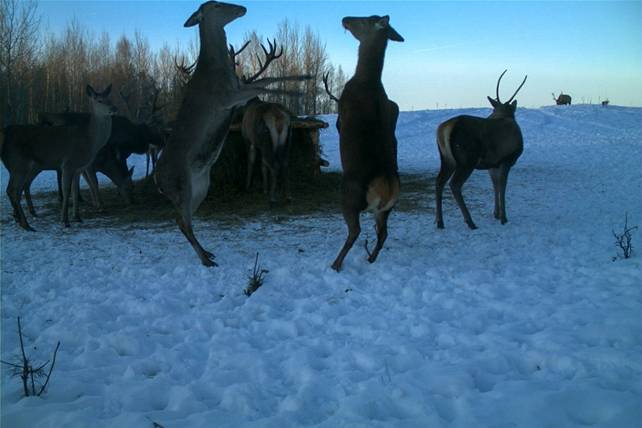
[153,1,310,266]
[601,99,609,107]
[37,111,163,208]
[435,70,527,230]
[2,84,117,231]
[241,98,292,205]
[330,15,404,272]
[553,92,572,105]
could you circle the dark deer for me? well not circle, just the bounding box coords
[435,70,527,230]
[154,1,310,266]
[331,15,404,272]
[2,85,116,230]
[601,99,609,107]
[553,92,572,105]
[37,112,162,208]
[242,98,292,204]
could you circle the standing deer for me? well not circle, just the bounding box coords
[241,98,292,205]
[154,1,309,266]
[435,70,527,230]
[601,99,609,107]
[2,84,116,230]
[331,15,404,272]
[37,112,162,208]
[553,92,572,105]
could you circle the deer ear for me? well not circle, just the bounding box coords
[387,25,404,42]
[510,100,517,109]
[86,85,96,98]
[128,166,135,177]
[102,84,112,96]
[184,8,202,27]
[487,96,499,107]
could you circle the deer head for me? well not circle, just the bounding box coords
[86,84,117,116]
[184,1,246,28]
[341,15,404,43]
[487,70,527,119]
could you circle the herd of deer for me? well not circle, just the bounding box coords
[2,1,533,271]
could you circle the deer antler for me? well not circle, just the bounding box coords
[322,72,340,103]
[242,39,283,84]
[174,55,197,80]
[496,69,508,102]
[228,40,251,67]
[506,75,528,103]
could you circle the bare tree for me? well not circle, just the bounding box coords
[0,0,40,124]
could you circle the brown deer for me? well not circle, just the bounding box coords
[2,84,116,230]
[435,70,527,230]
[154,1,309,266]
[553,92,572,105]
[330,15,404,272]
[241,98,292,205]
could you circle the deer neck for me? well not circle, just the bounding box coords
[354,37,388,83]
[89,111,113,150]
[194,24,234,76]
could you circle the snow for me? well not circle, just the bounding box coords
[1,105,640,427]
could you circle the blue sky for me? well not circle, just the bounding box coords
[38,1,642,110]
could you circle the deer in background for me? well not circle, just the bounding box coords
[601,99,609,107]
[2,84,117,230]
[435,70,527,230]
[331,15,404,272]
[154,1,310,266]
[242,97,292,205]
[553,92,572,105]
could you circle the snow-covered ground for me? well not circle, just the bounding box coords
[1,105,640,427]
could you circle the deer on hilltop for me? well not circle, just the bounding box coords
[330,15,404,272]
[2,84,117,230]
[553,92,571,105]
[435,70,527,230]
[153,1,310,266]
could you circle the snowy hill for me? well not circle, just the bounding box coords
[1,105,640,427]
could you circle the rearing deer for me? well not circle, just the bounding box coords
[331,15,404,272]
[2,84,116,230]
[435,70,527,230]
[153,1,309,266]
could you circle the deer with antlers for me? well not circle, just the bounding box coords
[435,70,527,230]
[553,92,572,105]
[154,1,309,266]
[330,15,404,272]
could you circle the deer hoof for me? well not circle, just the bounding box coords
[331,261,342,272]
[20,223,36,232]
[436,221,444,229]
[467,222,478,230]
[500,218,508,225]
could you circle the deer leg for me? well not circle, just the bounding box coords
[435,160,454,229]
[497,164,511,225]
[23,167,40,217]
[176,212,217,267]
[56,169,63,204]
[60,169,74,227]
[367,209,391,264]
[269,164,278,206]
[281,161,291,202]
[449,167,477,230]
[489,167,501,220]
[7,175,35,231]
[332,180,364,272]
[83,168,103,210]
[71,173,82,222]
[245,144,256,191]
[261,162,269,195]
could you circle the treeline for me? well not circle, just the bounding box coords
[0,0,346,126]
